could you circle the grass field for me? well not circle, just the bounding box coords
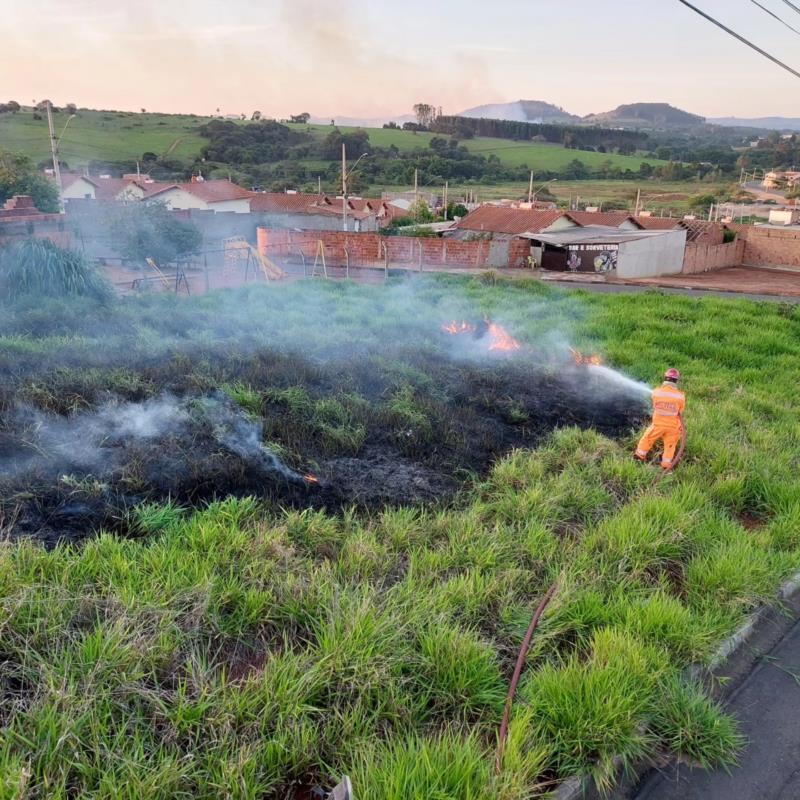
[1,273,799,798]
[287,123,668,171]
[0,108,665,173]
[0,108,209,165]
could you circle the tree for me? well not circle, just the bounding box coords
[0,148,59,212]
[65,103,77,115]
[413,103,437,127]
[251,110,262,121]
[290,112,311,124]
[109,201,202,265]
[141,108,146,113]
[786,184,800,201]
[7,101,20,113]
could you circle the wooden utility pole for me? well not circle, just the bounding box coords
[443,181,448,219]
[414,168,419,221]
[528,171,534,204]
[342,143,347,232]
[46,101,65,213]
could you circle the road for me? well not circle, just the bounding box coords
[634,617,800,800]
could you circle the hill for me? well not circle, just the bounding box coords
[460,100,580,124]
[0,108,665,178]
[709,116,800,132]
[583,103,705,129]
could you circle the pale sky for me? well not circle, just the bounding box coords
[2,0,799,119]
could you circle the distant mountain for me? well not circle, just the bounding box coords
[583,103,705,129]
[459,100,580,124]
[309,114,415,128]
[709,117,800,132]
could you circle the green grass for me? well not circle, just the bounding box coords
[1,277,799,797]
[0,108,209,165]
[0,108,665,174]
[287,122,668,171]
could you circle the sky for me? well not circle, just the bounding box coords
[2,0,799,119]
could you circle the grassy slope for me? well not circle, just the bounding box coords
[287,122,668,171]
[0,109,665,172]
[2,278,799,798]
[0,109,209,165]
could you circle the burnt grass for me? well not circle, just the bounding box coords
[0,308,648,546]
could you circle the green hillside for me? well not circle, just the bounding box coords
[0,108,666,173]
[0,108,209,166]
[286,123,667,171]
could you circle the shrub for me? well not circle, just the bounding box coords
[0,238,112,302]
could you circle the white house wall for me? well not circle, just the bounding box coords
[62,179,96,200]
[616,231,687,278]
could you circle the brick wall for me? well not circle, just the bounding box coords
[0,214,72,249]
[259,229,529,270]
[682,239,744,274]
[740,226,800,269]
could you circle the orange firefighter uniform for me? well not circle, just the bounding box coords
[635,382,685,469]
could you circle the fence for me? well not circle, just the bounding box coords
[682,239,745,274]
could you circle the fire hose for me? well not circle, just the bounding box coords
[495,580,559,775]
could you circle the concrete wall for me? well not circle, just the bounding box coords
[682,240,745,274]
[615,230,686,279]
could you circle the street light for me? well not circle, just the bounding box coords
[529,178,558,204]
[341,146,369,231]
[46,101,77,213]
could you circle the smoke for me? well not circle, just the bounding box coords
[1,394,302,487]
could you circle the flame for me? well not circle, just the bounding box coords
[442,321,476,335]
[569,347,603,366]
[303,473,319,484]
[487,323,521,352]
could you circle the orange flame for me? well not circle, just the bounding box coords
[442,321,477,335]
[487,323,521,352]
[303,473,319,484]
[569,347,603,366]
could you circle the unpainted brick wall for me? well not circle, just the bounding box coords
[682,240,745,274]
[740,227,800,269]
[258,229,526,269]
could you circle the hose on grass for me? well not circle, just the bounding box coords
[495,580,559,775]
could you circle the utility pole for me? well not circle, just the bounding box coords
[634,188,641,216]
[528,170,534,204]
[443,181,448,219]
[46,101,65,214]
[342,142,347,232]
[318,175,322,196]
[414,168,419,219]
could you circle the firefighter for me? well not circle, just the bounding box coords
[634,368,685,470]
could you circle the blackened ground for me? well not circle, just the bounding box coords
[0,348,648,547]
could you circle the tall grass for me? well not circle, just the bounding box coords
[0,238,112,302]
[0,277,799,796]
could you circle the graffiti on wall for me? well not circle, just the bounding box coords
[568,244,619,273]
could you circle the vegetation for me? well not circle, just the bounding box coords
[0,148,59,212]
[108,201,202,264]
[0,238,112,301]
[0,274,798,797]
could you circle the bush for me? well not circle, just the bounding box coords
[0,238,112,302]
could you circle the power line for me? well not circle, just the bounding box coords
[675,0,800,79]
[749,0,800,36]
[779,0,800,16]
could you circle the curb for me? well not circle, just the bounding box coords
[549,568,800,800]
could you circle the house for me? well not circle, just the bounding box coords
[452,206,577,238]
[144,179,254,213]
[763,171,800,190]
[521,226,687,279]
[61,174,99,200]
[248,192,408,231]
[564,211,643,230]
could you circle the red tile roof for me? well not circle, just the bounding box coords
[456,206,567,235]
[60,174,99,190]
[635,216,683,230]
[146,179,253,204]
[93,178,152,201]
[566,211,643,228]
[248,192,325,213]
